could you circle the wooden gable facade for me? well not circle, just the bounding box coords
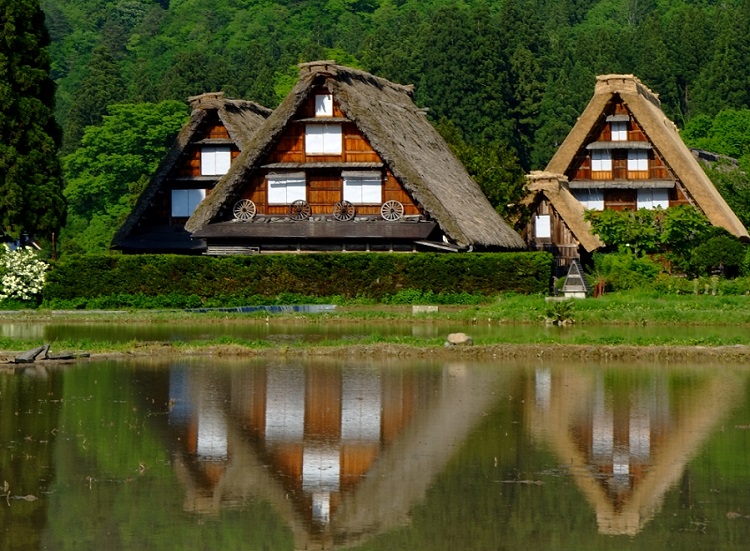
[112,93,271,254]
[524,74,748,271]
[186,61,525,254]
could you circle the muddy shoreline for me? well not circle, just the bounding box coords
[5,342,750,368]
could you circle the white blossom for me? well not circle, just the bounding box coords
[0,245,48,301]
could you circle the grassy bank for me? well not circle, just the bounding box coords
[2,292,750,360]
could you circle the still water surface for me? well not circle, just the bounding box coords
[2,355,750,550]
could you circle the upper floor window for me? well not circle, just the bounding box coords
[201,146,231,176]
[534,215,551,239]
[627,150,649,172]
[343,171,382,204]
[611,121,628,141]
[267,172,306,204]
[171,189,206,217]
[315,94,333,117]
[591,150,612,172]
[305,124,342,155]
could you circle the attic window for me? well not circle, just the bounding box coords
[534,215,551,239]
[171,189,206,217]
[611,121,628,141]
[201,146,232,176]
[627,150,649,172]
[267,172,306,204]
[342,171,382,204]
[315,94,333,117]
[305,124,342,155]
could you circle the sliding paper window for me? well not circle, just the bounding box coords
[201,146,232,176]
[268,173,306,204]
[305,124,342,155]
[343,171,382,204]
[171,189,206,217]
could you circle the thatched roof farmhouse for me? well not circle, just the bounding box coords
[524,74,748,269]
[113,92,272,253]
[185,61,524,253]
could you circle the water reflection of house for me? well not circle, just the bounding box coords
[527,366,744,535]
[166,361,508,550]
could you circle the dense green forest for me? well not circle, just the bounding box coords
[37,0,750,253]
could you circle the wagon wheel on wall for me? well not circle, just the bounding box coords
[233,199,256,221]
[380,200,404,221]
[289,200,311,220]
[332,200,356,221]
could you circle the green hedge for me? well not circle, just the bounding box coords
[43,252,553,303]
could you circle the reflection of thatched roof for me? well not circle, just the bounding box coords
[546,74,748,240]
[112,92,272,248]
[525,171,604,252]
[186,61,524,249]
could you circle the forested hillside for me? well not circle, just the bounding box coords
[39,0,750,252]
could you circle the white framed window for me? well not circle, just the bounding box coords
[171,189,206,217]
[535,215,551,239]
[200,146,232,176]
[305,124,342,155]
[628,150,649,172]
[268,172,306,204]
[342,171,382,204]
[591,150,612,172]
[637,189,669,209]
[611,121,628,141]
[572,189,604,210]
[315,94,333,117]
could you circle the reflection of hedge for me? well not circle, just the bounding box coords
[44,252,553,300]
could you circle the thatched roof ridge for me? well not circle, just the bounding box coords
[525,171,604,252]
[546,74,748,240]
[186,62,524,249]
[113,94,270,247]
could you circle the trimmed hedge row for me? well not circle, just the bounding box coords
[43,252,553,301]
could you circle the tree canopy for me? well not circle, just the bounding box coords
[0,0,65,241]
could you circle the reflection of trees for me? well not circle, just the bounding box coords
[527,366,746,535]
[0,368,62,551]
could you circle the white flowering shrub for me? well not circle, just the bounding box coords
[0,245,49,301]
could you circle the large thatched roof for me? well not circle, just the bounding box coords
[186,61,524,249]
[112,92,272,248]
[525,171,604,252]
[546,74,748,240]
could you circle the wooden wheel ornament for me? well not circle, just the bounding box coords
[289,199,311,220]
[380,200,404,221]
[332,200,356,221]
[233,199,256,221]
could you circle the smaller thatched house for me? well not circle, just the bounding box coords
[525,74,748,270]
[185,61,524,254]
[112,92,272,253]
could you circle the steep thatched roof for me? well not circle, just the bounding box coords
[525,171,604,252]
[112,92,271,248]
[546,74,748,240]
[186,61,524,249]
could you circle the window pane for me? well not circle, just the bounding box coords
[611,122,628,141]
[268,174,306,204]
[591,150,612,171]
[628,150,648,171]
[305,124,342,155]
[171,189,205,217]
[343,172,382,204]
[535,215,551,238]
[315,94,333,117]
[201,146,232,176]
[637,189,668,209]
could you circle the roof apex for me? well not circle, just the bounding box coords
[595,74,661,106]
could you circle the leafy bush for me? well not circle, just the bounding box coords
[590,251,662,291]
[0,245,48,302]
[43,252,554,307]
[689,235,746,276]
